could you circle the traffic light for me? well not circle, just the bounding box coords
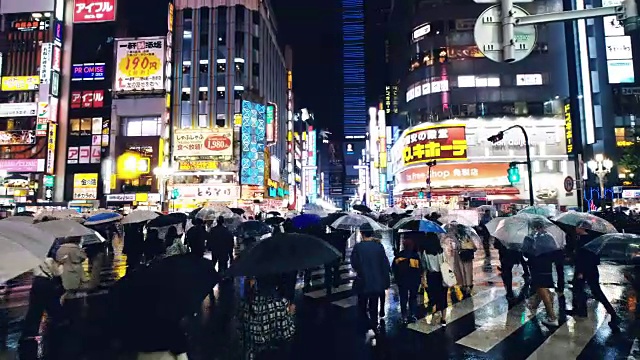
[171,188,180,200]
[507,163,520,184]
[487,132,504,143]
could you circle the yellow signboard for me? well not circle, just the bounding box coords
[46,124,57,175]
[178,160,219,171]
[564,103,573,154]
[73,173,98,200]
[1,76,40,91]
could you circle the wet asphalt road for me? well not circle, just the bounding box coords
[1,236,639,359]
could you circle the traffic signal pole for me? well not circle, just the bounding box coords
[488,125,534,206]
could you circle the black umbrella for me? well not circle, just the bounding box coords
[353,204,373,213]
[267,211,281,216]
[147,214,183,228]
[167,212,188,224]
[235,220,272,237]
[229,207,245,215]
[14,211,34,217]
[264,216,285,225]
[109,255,219,323]
[188,207,203,219]
[226,233,341,277]
[321,212,348,227]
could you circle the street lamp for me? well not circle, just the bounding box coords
[488,125,534,206]
[153,164,177,211]
[587,154,614,196]
[425,160,436,207]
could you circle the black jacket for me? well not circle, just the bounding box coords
[185,225,207,256]
[207,224,234,257]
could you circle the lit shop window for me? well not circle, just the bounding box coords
[516,74,543,86]
[406,79,449,103]
[122,117,162,137]
[457,75,500,88]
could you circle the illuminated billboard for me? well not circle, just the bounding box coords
[240,100,266,186]
[402,124,468,166]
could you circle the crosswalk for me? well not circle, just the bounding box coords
[300,247,638,359]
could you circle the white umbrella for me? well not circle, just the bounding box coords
[440,214,476,227]
[122,210,159,224]
[34,208,82,221]
[2,216,34,224]
[331,214,389,231]
[34,219,95,238]
[196,206,234,221]
[488,213,566,253]
[0,222,56,282]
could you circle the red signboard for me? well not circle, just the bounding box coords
[73,0,117,23]
[72,90,104,108]
[402,124,468,166]
[71,91,81,108]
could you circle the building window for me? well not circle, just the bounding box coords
[234,90,243,100]
[217,7,226,23]
[198,114,208,128]
[217,89,225,100]
[252,62,259,77]
[181,101,191,128]
[218,31,226,45]
[235,5,245,25]
[457,75,500,88]
[615,127,633,146]
[216,115,226,127]
[235,61,244,73]
[516,73,543,86]
[252,36,259,51]
[121,117,162,137]
[217,62,226,72]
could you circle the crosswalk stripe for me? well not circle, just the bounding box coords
[332,296,359,308]
[311,264,351,276]
[305,283,352,299]
[456,295,546,352]
[407,287,508,335]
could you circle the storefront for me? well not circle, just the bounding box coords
[168,178,239,212]
[105,193,162,212]
[390,117,579,208]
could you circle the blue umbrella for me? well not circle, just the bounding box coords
[84,212,123,226]
[418,219,446,233]
[291,213,322,229]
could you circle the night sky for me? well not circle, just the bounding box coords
[271,0,344,136]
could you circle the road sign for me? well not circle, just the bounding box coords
[474,5,537,63]
[563,176,575,193]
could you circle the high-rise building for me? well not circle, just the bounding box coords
[170,0,288,212]
[342,0,366,139]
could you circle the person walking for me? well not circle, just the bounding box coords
[208,216,235,272]
[392,238,422,323]
[479,209,493,258]
[145,229,165,264]
[123,223,144,273]
[20,257,63,341]
[570,221,620,331]
[521,221,560,327]
[422,233,449,325]
[350,227,390,343]
[449,224,477,298]
[185,218,207,258]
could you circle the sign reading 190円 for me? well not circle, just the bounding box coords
[114,37,165,93]
[402,124,468,166]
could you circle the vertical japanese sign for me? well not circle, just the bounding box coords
[39,43,53,84]
[240,101,266,186]
[73,0,117,23]
[564,101,573,154]
[46,124,57,175]
[266,103,275,143]
[114,37,165,93]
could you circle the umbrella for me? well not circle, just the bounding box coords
[264,216,285,225]
[413,207,449,218]
[121,210,160,224]
[552,211,617,234]
[443,223,482,247]
[267,211,281,216]
[2,216,34,224]
[84,212,123,226]
[353,204,372,213]
[14,211,34,217]
[34,219,95,238]
[34,209,82,221]
[393,217,445,233]
[196,206,234,221]
[109,255,219,325]
[488,213,565,253]
[382,207,406,215]
[321,212,348,227]
[226,233,341,277]
[583,233,640,264]
[440,214,476,227]
[167,212,188,224]
[0,222,57,282]
[301,203,328,216]
[518,205,557,217]
[189,207,203,219]
[330,213,389,231]
[87,209,115,217]
[230,207,246,215]
[291,213,322,229]
[235,220,272,238]
[80,230,107,247]
[285,211,299,218]
[147,214,183,228]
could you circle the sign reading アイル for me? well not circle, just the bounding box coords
[73,0,117,23]
[114,37,165,93]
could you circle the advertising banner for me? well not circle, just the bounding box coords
[72,63,106,81]
[240,101,266,186]
[266,103,276,143]
[39,43,53,84]
[0,159,41,173]
[79,146,91,164]
[46,124,56,175]
[1,76,39,91]
[73,0,116,23]
[403,124,468,166]
[170,184,240,199]
[67,146,79,164]
[396,162,511,191]
[73,173,98,200]
[114,37,165,93]
[0,103,37,118]
[0,130,36,145]
[173,129,233,157]
[70,90,105,108]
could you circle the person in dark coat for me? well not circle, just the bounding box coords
[123,224,144,273]
[323,227,347,294]
[392,238,422,323]
[144,229,164,263]
[570,221,620,331]
[207,216,235,271]
[350,228,390,336]
[185,218,207,258]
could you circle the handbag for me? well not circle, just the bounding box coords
[440,254,457,287]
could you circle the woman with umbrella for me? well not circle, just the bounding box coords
[447,224,477,298]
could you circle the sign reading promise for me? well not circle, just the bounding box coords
[402,124,468,166]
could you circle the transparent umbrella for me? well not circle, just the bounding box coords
[583,233,640,264]
[331,214,389,231]
[196,206,234,221]
[488,213,566,253]
[552,211,617,234]
[122,210,160,224]
[518,205,557,217]
[440,214,476,227]
[412,207,449,218]
[34,209,82,222]
[382,207,407,215]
